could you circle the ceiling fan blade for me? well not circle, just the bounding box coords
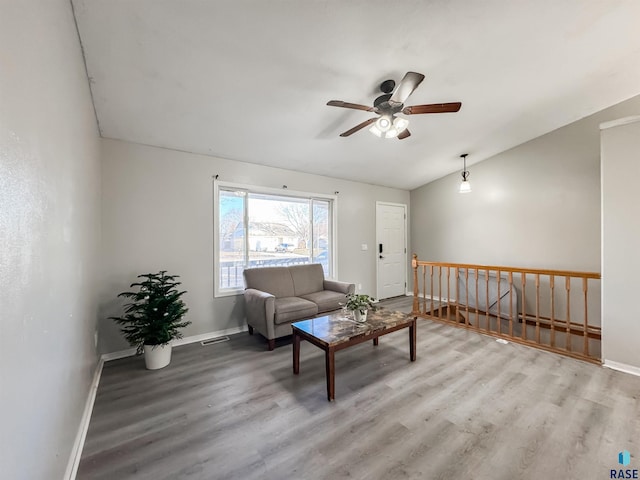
[397,129,411,140]
[339,117,377,137]
[389,72,425,105]
[327,100,374,112]
[402,102,462,115]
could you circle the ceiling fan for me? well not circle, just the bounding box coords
[327,72,461,140]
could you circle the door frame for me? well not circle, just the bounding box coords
[375,201,408,300]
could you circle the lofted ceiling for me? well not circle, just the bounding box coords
[72,0,640,190]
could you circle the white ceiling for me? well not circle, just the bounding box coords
[72,0,640,190]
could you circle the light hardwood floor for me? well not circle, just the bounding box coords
[78,297,640,479]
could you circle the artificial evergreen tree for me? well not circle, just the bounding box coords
[111,271,190,354]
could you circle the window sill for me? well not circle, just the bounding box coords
[215,288,244,298]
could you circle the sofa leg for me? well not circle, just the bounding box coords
[248,325,254,335]
[267,339,275,351]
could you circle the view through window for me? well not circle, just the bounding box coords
[217,187,333,294]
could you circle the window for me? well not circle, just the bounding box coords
[215,182,335,296]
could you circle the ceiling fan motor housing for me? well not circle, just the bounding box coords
[374,94,404,114]
[374,93,392,108]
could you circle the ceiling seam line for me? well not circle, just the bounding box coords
[69,0,103,136]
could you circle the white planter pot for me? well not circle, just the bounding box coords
[353,309,368,323]
[144,343,172,370]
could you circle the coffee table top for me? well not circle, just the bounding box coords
[291,308,414,347]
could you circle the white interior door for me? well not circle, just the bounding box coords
[376,202,407,300]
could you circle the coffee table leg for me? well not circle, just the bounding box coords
[409,319,417,361]
[293,330,300,374]
[325,347,335,401]
[373,337,379,346]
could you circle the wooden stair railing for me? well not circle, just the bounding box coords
[411,255,602,363]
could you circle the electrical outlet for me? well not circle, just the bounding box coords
[358,283,362,291]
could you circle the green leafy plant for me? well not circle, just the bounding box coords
[110,271,190,354]
[344,293,377,315]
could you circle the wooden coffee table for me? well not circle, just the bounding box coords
[291,308,417,401]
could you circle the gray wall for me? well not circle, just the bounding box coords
[410,94,640,364]
[601,117,640,369]
[0,1,101,479]
[100,138,410,354]
[410,94,640,272]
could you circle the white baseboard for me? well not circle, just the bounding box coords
[64,357,104,480]
[101,347,137,362]
[100,325,248,362]
[172,326,246,347]
[603,359,640,377]
[407,292,450,302]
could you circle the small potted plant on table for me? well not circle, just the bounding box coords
[110,271,190,370]
[344,293,377,322]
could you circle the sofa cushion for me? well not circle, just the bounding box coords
[289,264,325,296]
[300,290,348,314]
[243,267,294,298]
[274,297,318,324]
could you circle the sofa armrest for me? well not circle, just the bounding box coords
[243,288,276,339]
[323,279,355,295]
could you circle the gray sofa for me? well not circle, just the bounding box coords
[243,263,355,350]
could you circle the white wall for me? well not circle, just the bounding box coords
[0,2,101,479]
[100,138,409,353]
[410,94,640,272]
[601,117,640,370]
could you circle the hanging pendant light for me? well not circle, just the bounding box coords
[459,153,471,193]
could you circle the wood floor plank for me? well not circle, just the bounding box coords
[78,297,640,479]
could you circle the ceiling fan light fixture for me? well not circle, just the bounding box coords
[393,116,409,131]
[385,128,400,139]
[375,115,392,132]
[369,116,391,137]
[387,117,410,138]
[369,124,383,137]
[371,116,409,139]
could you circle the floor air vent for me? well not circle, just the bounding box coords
[201,336,229,346]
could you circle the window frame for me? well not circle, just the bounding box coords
[213,180,338,297]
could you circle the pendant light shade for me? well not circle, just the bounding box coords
[459,153,471,193]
